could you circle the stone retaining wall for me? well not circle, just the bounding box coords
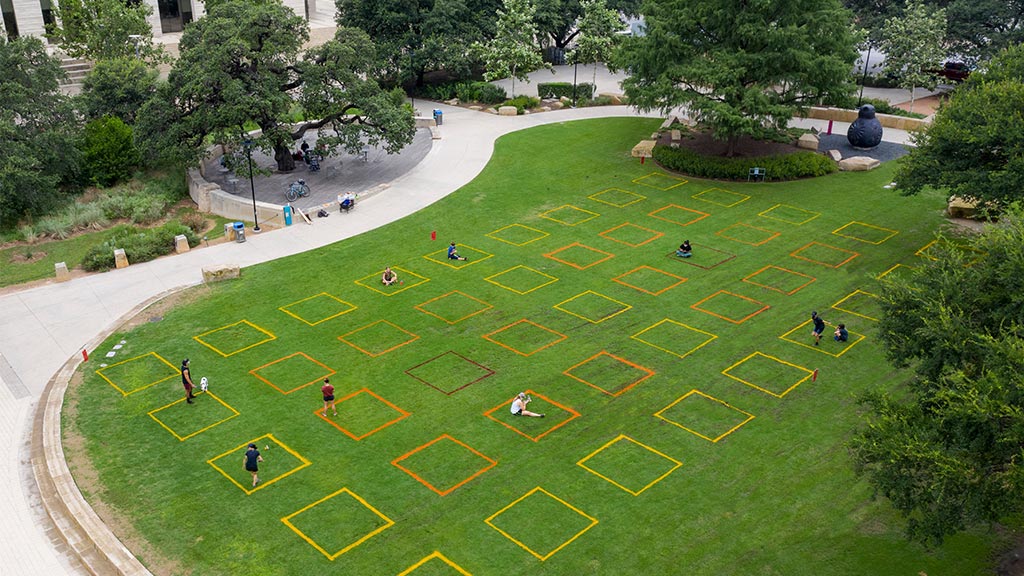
[803,107,930,132]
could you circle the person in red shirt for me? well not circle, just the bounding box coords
[321,378,336,417]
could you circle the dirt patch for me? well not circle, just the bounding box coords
[662,129,802,158]
[893,94,946,117]
[9,250,47,263]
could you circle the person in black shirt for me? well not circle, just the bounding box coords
[244,444,263,487]
[181,359,196,404]
[810,311,826,346]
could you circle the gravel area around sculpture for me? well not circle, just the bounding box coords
[817,134,909,162]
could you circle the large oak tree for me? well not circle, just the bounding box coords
[852,210,1024,544]
[136,0,414,172]
[615,0,858,157]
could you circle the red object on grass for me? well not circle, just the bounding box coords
[82,349,89,361]
[640,156,645,165]
[431,230,436,240]
[812,369,818,382]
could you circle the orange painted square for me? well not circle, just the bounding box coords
[483,390,581,442]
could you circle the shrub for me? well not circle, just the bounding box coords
[79,58,158,124]
[653,145,836,181]
[501,95,541,114]
[446,81,506,104]
[81,116,142,187]
[179,210,207,234]
[537,82,594,101]
[583,95,620,107]
[82,222,198,271]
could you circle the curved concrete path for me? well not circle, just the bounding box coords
[0,102,915,575]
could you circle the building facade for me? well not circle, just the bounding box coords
[1,0,334,42]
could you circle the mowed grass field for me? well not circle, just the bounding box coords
[66,117,1002,575]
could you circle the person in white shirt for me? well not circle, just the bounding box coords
[510,392,544,417]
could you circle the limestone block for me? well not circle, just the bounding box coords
[670,129,682,142]
[498,106,518,116]
[828,149,843,162]
[202,264,241,283]
[539,106,550,112]
[55,262,70,282]
[523,109,531,115]
[598,93,623,104]
[947,196,978,219]
[838,156,881,171]
[486,108,498,114]
[631,140,656,158]
[174,234,190,254]
[114,249,129,269]
[797,133,819,150]
[660,116,678,129]
[549,101,564,110]
[560,96,571,103]
[445,98,459,106]
[468,105,482,111]
[430,126,442,139]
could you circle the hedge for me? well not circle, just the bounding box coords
[537,82,594,101]
[652,145,836,181]
[82,223,199,271]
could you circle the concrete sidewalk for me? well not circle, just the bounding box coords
[0,103,914,575]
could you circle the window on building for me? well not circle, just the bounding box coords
[1,0,18,38]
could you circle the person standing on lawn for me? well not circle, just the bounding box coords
[181,358,196,404]
[811,311,826,346]
[244,443,263,487]
[321,378,336,416]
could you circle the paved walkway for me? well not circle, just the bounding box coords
[0,99,915,575]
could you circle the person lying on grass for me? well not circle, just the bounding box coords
[511,392,544,417]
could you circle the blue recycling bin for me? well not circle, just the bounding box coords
[433,109,443,126]
[283,204,293,226]
[233,221,245,243]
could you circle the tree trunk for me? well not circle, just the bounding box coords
[908,86,916,114]
[725,134,740,158]
[275,143,296,172]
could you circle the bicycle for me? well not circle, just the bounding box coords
[286,179,310,202]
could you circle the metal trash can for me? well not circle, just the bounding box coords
[433,109,443,126]
[284,204,293,226]
[233,221,245,243]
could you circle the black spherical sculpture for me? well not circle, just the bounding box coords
[847,104,883,149]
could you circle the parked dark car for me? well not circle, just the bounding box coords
[925,61,970,83]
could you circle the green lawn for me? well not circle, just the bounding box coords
[66,117,1003,575]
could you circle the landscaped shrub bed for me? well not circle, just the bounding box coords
[81,222,198,271]
[653,144,836,180]
[500,95,541,114]
[537,81,595,101]
[421,81,507,104]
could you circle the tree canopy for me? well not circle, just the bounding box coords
[77,57,158,125]
[0,36,82,229]
[335,0,500,84]
[614,0,858,156]
[474,0,550,97]
[894,44,1024,209]
[851,210,1024,544]
[568,0,623,86]
[49,0,163,62]
[878,0,946,112]
[136,0,415,173]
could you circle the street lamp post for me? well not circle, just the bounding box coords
[410,49,416,115]
[128,34,141,59]
[244,138,261,233]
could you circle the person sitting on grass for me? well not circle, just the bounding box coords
[676,240,692,258]
[834,323,849,342]
[510,392,544,418]
[448,242,467,261]
[381,266,398,286]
